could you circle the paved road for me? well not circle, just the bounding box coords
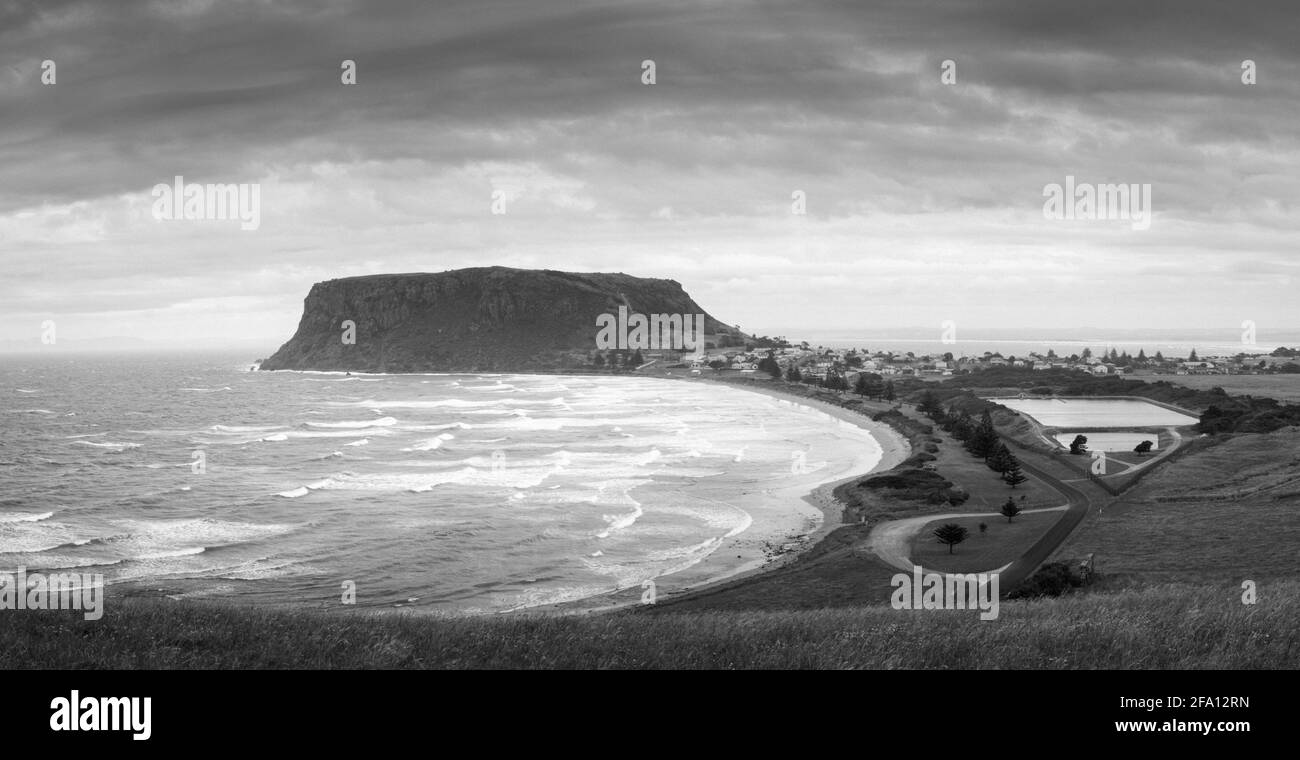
[995,457,1100,589]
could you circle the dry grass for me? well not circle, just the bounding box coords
[2,583,1295,669]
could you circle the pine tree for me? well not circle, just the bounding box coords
[1002,458,1027,488]
[1189,347,1199,362]
[1137,348,1147,363]
[883,381,896,402]
[951,410,974,442]
[785,365,802,382]
[932,523,969,554]
[986,442,1014,474]
[1000,497,1022,523]
[967,410,998,459]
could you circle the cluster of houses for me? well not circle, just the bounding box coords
[667,343,1292,380]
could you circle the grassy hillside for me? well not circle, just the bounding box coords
[2,584,1294,669]
[1055,426,1300,584]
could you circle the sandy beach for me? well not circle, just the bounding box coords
[542,377,912,614]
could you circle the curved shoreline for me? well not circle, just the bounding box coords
[258,367,914,615]
[536,378,912,615]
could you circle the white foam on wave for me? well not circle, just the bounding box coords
[211,424,287,434]
[465,383,517,392]
[5,408,54,414]
[306,416,398,429]
[398,422,473,432]
[71,440,141,451]
[284,465,558,494]
[15,388,39,393]
[344,438,369,447]
[400,432,456,452]
[0,511,54,524]
[250,429,396,443]
[332,397,566,410]
[180,387,232,392]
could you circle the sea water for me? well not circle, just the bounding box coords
[0,353,881,613]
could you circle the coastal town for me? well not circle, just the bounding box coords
[598,340,1300,384]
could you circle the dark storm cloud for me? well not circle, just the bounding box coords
[3,0,1290,210]
[1,0,1297,342]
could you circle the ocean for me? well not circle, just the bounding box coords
[0,353,881,613]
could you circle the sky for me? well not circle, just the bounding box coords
[1,0,1298,352]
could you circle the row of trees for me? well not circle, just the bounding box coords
[591,349,646,368]
[852,372,897,401]
[917,392,1027,488]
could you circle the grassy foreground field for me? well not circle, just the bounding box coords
[2,583,1296,669]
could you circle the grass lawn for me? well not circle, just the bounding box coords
[911,510,1061,573]
[1057,426,1300,584]
[2,582,1296,668]
[1156,373,1300,404]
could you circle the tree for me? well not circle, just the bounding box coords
[1081,347,1092,360]
[1134,440,1154,456]
[1137,348,1147,363]
[932,523,969,554]
[1155,350,1165,363]
[883,381,896,402]
[951,410,974,442]
[1000,497,1022,523]
[1068,434,1088,455]
[917,390,944,419]
[978,522,988,535]
[1002,459,1027,488]
[785,365,802,383]
[593,353,606,368]
[853,373,870,397]
[631,349,645,367]
[986,442,1014,474]
[758,355,782,378]
[966,410,998,459]
[1189,347,1199,362]
[860,373,884,398]
[708,359,726,373]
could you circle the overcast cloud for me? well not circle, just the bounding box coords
[1,0,1297,349]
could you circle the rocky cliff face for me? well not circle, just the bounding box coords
[259,267,741,372]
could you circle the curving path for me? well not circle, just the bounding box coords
[864,450,1107,590]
